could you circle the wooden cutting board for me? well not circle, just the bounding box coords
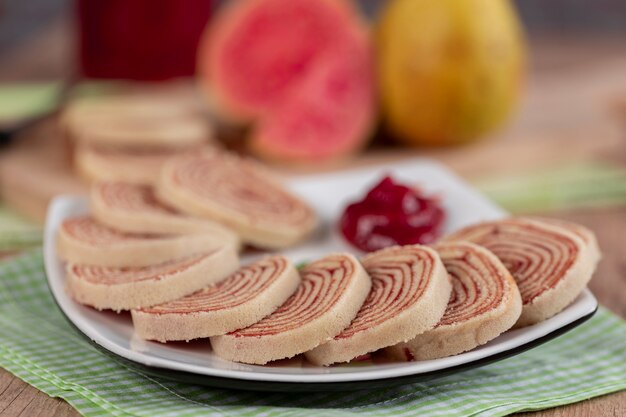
[1,39,625,224]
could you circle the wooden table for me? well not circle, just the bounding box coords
[1,29,626,417]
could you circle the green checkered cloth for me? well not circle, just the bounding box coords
[1,251,625,417]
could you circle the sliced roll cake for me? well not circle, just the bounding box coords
[157,151,317,249]
[57,216,225,267]
[67,246,238,311]
[75,146,196,186]
[210,253,371,365]
[442,217,598,327]
[62,97,211,149]
[387,242,522,361]
[132,256,299,341]
[306,245,451,366]
[90,182,239,248]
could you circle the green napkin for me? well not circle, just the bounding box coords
[0,206,42,251]
[0,250,625,417]
[0,83,62,124]
[475,162,626,213]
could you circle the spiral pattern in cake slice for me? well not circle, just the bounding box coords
[387,242,522,361]
[67,246,238,311]
[57,216,225,267]
[442,217,597,326]
[131,256,300,341]
[531,217,601,267]
[210,253,371,364]
[157,151,317,249]
[305,245,451,366]
[91,182,239,247]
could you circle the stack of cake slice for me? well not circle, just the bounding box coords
[61,94,212,185]
[57,146,318,315]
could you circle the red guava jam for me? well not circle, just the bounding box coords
[339,176,445,252]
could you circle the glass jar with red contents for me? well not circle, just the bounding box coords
[340,176,446,252]
[77,0,214,80]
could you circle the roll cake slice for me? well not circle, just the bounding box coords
[157,151,317,249]
[210,253,371,365]
[75,145,198,186]
[67,246,238,311]
[62,97,211,149]
[387,242,522,361]
[306,245,451,366]
[90,182,239,248]
[131,256,300,341]
[57,216,226,267]
[442,217,598,327]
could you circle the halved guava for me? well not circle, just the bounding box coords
[250,40,375,161]
[199,0,375,161]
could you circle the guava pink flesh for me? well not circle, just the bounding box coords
[253,42,374,160]
[209,0,363,118]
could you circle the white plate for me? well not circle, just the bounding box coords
[43,159,598,389]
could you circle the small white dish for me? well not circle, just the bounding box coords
[43,159,598,391]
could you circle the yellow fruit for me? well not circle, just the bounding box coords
[376,0,526,146]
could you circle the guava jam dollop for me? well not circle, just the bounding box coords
[339,176,445,252]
